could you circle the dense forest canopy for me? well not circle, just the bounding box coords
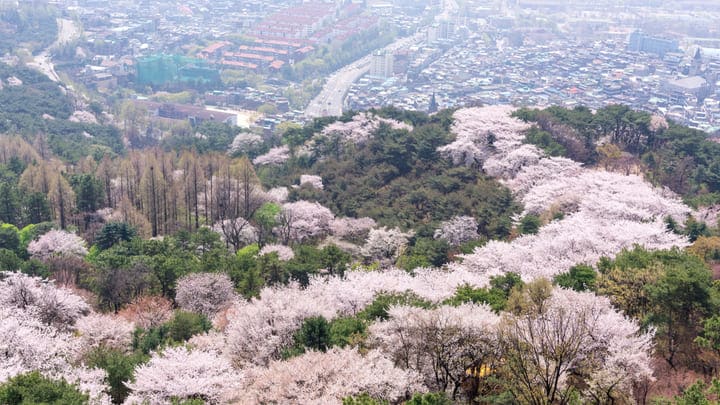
[0,63,124,162]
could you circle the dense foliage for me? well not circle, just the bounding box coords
[0,5,58,54]
[0,63,124,161]
[515,105,720,202]
[265,108,518,236]
[0,371,88,405]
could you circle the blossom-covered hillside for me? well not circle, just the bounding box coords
[0,106,718,404]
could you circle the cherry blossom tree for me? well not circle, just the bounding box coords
[439,106,690,284]
[363,227,413,261]
[175,273,236,318]
[694,204,720,227]
[434,216,479,246]
[34,283,92,329]
[259,244,295,261]
[518,170,689,222]
[438,106,530,168]
[0,272,90,329]
[0,308,111,405]
[320,112,413,148]
[274,200,334,244]
[75,313,135,352]
[222,266,500,369]
[228,132,263,155]
[187,330,228,353]
[483,144,542,179]
[504,157,583,196]
[64,366,112,405]
[0,308,80,382]
[224,291,322,367]
[27,229,88,260]
[437,136,487,167]
[124,347,241,405]
[369,304,501,399]
[299,174,324,190]
[266,186,289,203]
[252,145,290,166]
[499,286,654,404]
[223,274,387,367]
[330,216,377,239]
[457,211,687,281]
[225,348,425,404]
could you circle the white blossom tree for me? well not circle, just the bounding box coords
[266,186,289,203]
[124,347,241,405]
[228,132,263,155]
[252,145,290,166]
[499,286,654,404]
[225,348,425,404]
[319,112,413,148]
[483,144,542,179]
[330,216,377,239]
[259,244,295,261]
[438,106,530,168]
[0,272,90,329]
[504,157,583,196]
[434,216,479,246]
[440,106,689,284]
[0,308,80,382]
[27,229,88,260]
[370,304,501,398]
[0,308,111,404]
[274,200,334,244]
[457,211,687,281]
[75,313,135,352]
[363,227,413,261]
[175,273,236,318]
[299,174,324,190]
[694,204,720,227]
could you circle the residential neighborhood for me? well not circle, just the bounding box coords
[4,0,719,135]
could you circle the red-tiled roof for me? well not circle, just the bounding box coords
[223,52,274,62]
[202,41,230,54]
[220,59,258,69]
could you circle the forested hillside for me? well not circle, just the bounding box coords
[0,95,719,404]
[0,63,124,162]
[514,105,720,206]
[0,5,58,54]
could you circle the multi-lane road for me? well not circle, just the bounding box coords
[28,19,81,83]
[304,0,458,119]
[304,33,425,119]
[304,58,372,118]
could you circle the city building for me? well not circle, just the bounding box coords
[663,76,711,105]
[627,30,679,57]
[369,50,394,79]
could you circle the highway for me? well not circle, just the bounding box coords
[304,33,424,119]
[304,58,371,118]
[28,19,81,83]
[304,0,457,119]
